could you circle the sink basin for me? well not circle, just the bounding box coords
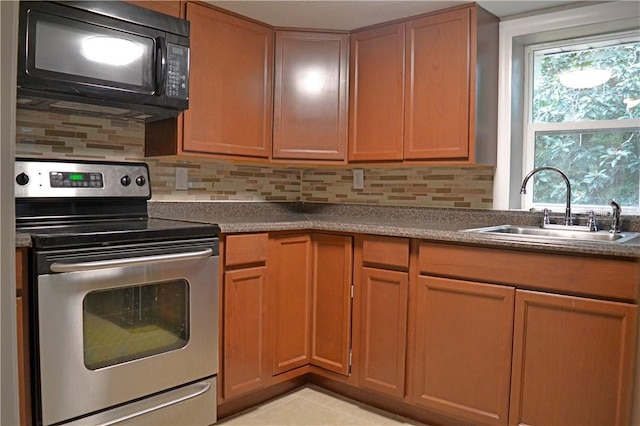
[463,225,640,244]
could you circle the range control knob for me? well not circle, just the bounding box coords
[120,175,131,186]
[16,172,29,186]
[135,175,146,186]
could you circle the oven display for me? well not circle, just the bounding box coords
[50,171,104,188]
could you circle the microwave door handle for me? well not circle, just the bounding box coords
[49,248,213,273]
[156,37,167,95]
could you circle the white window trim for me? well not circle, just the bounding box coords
[494,1,640,212]
[521,33,640,215]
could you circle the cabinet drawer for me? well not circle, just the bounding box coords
[418,241,640,302]
[362,235,409,269]
[225,233,268,267]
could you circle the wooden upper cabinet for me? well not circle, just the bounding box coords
[510,290,638,426]
[404,8,471,160]
[349,23,405,162]
[349,5,497,164]
[183,3,273,158]
[273,31,349,161]
[126,1,183,17]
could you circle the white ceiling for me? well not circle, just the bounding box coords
[205,1,592,30]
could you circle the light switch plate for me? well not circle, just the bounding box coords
[353,169,364,190]
[175,167,188,191]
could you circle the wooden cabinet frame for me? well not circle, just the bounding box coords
[219,234,639,426]
[221,234,271,401]
[146,4,498,166]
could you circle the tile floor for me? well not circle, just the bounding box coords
[216,385,427,426]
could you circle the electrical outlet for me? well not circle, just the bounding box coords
[353,169,364,190]
[175,167,188,190]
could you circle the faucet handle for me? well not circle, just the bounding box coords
[587,210,598,232]
[542,208,551,225]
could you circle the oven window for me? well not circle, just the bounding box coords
[82,280,189,370]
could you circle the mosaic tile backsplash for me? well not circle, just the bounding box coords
[15,109,494,208]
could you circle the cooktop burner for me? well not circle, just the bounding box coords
[19,217,220,249]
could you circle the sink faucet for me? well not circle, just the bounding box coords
[609,199,621,233]
[520,166,572,226]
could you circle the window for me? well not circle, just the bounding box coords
[494,2,640,215]
[523,34,640,214]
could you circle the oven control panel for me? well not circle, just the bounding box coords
[15,159,150,199]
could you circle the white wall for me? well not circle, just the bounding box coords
[1,1,19,425]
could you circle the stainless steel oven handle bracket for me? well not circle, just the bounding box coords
[95,382,212,426]
[50,248,213,273]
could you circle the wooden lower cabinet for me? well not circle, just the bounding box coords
[305,234,353,376]
[222,234,270,400]
[223,266,269,399]
[270,234,312,375]
[509,290,638,426]
[358,267,408,398]
[410,275,514,426]
[219,235,639,426]
[310,234,353,375]
[16,247,31,426]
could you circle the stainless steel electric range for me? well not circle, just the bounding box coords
[16,158,219,426]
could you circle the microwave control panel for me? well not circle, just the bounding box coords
[166,43,189,100]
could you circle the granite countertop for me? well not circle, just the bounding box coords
[148,202,640,259]
[15,232,32,248]
[16,202,640,258]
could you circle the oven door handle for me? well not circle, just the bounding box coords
[50,248,213,273]
[95,382,212,426]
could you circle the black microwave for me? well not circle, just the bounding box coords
[17,1,190,122]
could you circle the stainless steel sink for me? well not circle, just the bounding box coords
[463,225,640,244]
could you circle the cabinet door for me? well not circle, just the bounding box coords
[349,23,405,162]
[411,276,514,425]
[184,3,273,158]
[223,266,269,399]
[270,235,312,375]
[404,8,470,160]
[273,31,349,161]
[510,290,637,426]
[358,267,408,398]
[310,234,353,375]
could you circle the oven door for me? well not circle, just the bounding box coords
[36,247,218,426]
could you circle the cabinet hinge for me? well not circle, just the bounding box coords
[349,349,353,368]
[350,283,354,299]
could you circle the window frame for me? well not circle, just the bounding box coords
[494,1,640,215]
[522,33,640,215]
